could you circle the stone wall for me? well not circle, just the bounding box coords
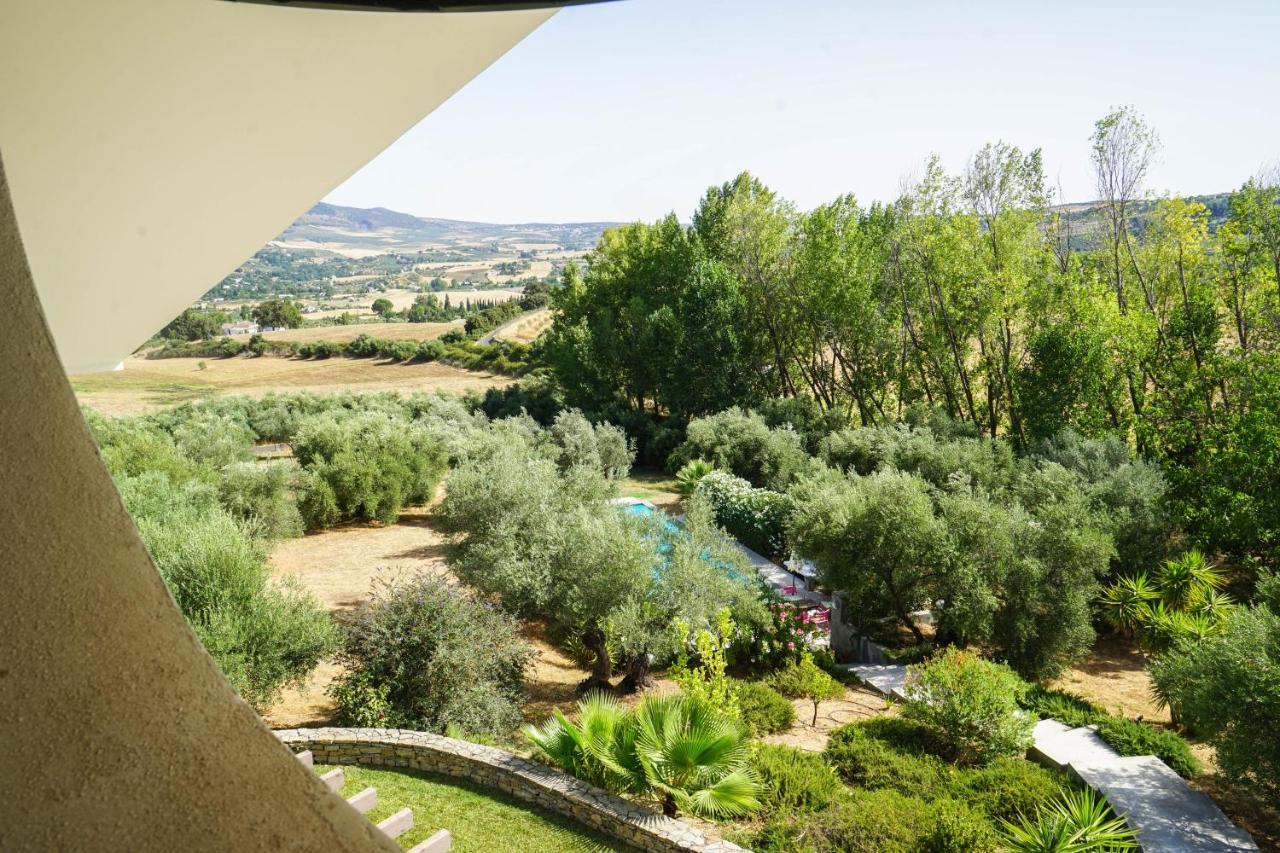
[274,728,746,853]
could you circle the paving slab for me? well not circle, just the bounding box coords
[1030,719,1117,771]
[1073,756,1256,851]
[842,664,908,700]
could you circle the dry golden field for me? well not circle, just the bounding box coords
[72,354,512,416]
[490,308,553,344]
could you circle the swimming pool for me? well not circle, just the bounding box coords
[616,500,750,583]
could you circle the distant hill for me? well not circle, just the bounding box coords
[274,202,620,255]
[1049,193,1234,249]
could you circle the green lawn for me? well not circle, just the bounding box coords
[618,468,682,512]
[317,764,632,852]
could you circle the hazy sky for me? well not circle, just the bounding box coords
[324,0,1280,224]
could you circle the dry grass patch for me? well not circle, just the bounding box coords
[73,355,511,416]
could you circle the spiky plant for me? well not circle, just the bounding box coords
[522,692,626,789]
[525,693,760,818]
[1154,549,1222,610]
[1001,787,1138,852]
[1100,573,1158,635]
[675,459,715,498]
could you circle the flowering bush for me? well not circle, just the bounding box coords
[741,597,821,669]
[695,470,795,560]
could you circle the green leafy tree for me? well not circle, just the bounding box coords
[768,654,844,726]
[251,296,303,329]
[790,469,950,643]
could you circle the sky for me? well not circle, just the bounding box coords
[324,0,1280,224]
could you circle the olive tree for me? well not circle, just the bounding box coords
[789,469,950,642]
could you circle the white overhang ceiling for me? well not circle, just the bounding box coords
[0,0,554,373]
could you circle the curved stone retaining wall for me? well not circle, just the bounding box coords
[274,728,745,853]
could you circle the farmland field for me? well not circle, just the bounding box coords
[258,319,461,344]
[72,355,511,416]
[490,308,553,344]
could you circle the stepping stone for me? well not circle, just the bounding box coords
[1073,756,1256,851]
[1030,720,1117,772]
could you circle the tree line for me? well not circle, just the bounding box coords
[545,107,1280,561]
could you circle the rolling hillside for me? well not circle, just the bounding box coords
[273,202,619,255]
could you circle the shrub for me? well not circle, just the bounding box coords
[416,338,446,361]
[768,654,845,726]
[127,484,334,710]
[695,470,794,559]
[923,798,1000,853]
[332,574,533,738]
[1094,717,1200,778]
[799,788,933,853]
[742,598,821,669]
[901,648,1034,765]
[1150,603,1280,802]
[750,743,843,815]
[1019,686,1106,729]
[824,723,949,799]
[949,757,1067,822]
[217,460,304,539]
[733,679,796,736]
[672,407,810,491]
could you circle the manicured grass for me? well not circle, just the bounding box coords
[618,469,682,512]
[317,764,631,852]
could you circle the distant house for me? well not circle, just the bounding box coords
[221,321,259,336]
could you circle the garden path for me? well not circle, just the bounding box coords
[847,665,1257,851]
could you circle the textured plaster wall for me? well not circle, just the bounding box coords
[0,155,400,852]
[276,728,747,853]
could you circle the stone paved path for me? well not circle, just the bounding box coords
[844,664,1256,851]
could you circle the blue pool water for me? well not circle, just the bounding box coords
[618,501,750,583]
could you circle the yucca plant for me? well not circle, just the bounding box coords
[525,692,760,818]
[675,459,715,498]
[1001,787,1138,852]
[1154,549,1222,610]
[1100,573,1158,635]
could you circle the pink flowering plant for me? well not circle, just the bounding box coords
[743,593,820,669]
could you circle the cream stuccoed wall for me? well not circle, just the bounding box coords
[0,2,555,848]
[0,0,553,373]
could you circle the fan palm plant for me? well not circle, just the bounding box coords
[675,459,715,498]
[524,692,760,818]
[1001,787,1138,852]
